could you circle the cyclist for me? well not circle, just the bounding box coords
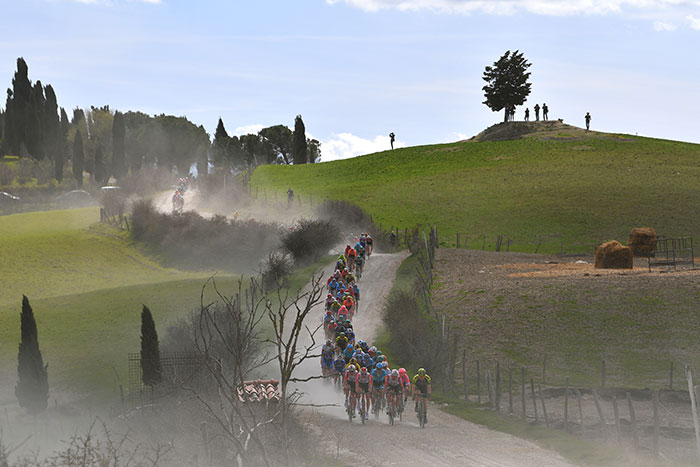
[398,368,411,400]
[385,369,404,415]
[371,362,389,414]
[368,346,378,360]
[366,234,373,256]
[360,351,374,371]
[333,356,346,386]
[337,304,349,322]
[412,368,432,423]
[345,325,355,346]
[343,365,359,415]
[321,342,334,378]
[357,366,373,420]
[342,343,355,363]
[358,339,369,353]
[330,299,341,319]
[335,332,349,353]
[343,295,355,318]
[324,293,334,311]
[328,278,339,294]
[355,252,365,278]
[347,246,357,271]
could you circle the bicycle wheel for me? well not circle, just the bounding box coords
[360,402,366,425]
[419,397,426,428]
[388,397,395,425]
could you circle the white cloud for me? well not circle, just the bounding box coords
[231,124,265,136]
[327,0,700,17]
[321,133,404,161]
[688,14,700,29]
[653,21,677,31]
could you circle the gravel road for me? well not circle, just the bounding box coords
[295,251,576,467]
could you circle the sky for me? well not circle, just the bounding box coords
[1,0,700,161]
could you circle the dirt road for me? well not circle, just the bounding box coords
[295,251,576,467]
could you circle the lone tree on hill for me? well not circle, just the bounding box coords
[140,305,162,387]
[482,50,532,123]
[16,295,49,414]
[293,115,308,164]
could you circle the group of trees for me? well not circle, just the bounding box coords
[212,115,320,172]
[0,57,322,190]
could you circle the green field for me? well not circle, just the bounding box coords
[251,123,700,253]
[0,208,234,404]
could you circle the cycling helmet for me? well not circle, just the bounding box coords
[339,332,345,337]
[399,368,407,375]
[348,365,356,372]
[325,310,331,315]
[418,368,426,376]
[377,356,385,362]
[377,351,383,356]
[345,319,351,324]
[325,340,331,346]
[392,369,399,377]
[361,367,368,373]
[347,344,353,349]
[370,346,377,352]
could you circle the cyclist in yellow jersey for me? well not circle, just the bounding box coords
[412,368,432,423]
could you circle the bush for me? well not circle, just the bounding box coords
[130,200,280,272]
[280,218,340,264]
[261,251,293,290]
[315,199,399,252]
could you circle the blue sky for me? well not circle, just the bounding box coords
[2,0,700,160]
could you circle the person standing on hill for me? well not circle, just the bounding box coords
[389,132,396,150]
[534,103,540,121]
[585,112,591,130]
[287,187,294,208]
[542,103,549,121]
[524,108,530,121]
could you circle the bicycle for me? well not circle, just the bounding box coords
[416,394,428,428]
[347,388,357,422]
[387,392,397,425]
[358,388,371,424]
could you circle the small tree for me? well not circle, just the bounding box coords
[140,305,162,386]
[482,50,532,122]
[292,115,307,164]
[15,295,49,414]
[72,129,84,186]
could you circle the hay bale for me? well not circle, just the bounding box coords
[628,227,657,257]
[594,241,633,269]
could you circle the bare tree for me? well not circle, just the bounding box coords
[264,274,325,463]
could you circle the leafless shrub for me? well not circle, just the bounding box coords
[315,199,398,252]
[0,164,17,186]
[260,251,293,291]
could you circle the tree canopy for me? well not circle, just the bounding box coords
[482,50,532,122]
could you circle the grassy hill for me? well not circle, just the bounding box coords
[251,121,700,253]
[0,208,237,404]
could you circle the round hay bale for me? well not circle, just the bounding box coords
[628,227,656,257]
[594,240,633,269]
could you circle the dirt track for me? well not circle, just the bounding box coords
[295,251,575,467]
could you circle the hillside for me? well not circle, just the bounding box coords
[0,208,235,402]
[251,122,700,253]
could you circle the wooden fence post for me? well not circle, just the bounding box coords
[592,388,606,433]
[487,369,494,409]
[576,389,584,435]
[482,234,486,250]
[477,360,481,404]
[530,378,538,422]
[626,392,639,452]
[686,365,700,463]
[297,194,301,207]
[495,361,501,412]
[521,367,526,421]
[539,384,549,428]
[457,232,460,248]
[508,367,513,414]
[462,350,467,400]
[564,377,569,432]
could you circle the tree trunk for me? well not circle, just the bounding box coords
[503,108,509,122]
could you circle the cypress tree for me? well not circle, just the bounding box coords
[212,117,230,169]
[4,58,32,156]
[111,111,126,180]
[26,81,45,159]
[15,295,49,414]
[55,108,69,182]
[43,85,60,162]
[292,115,307,164]
[72,129,84,186]
[140,305,162,387]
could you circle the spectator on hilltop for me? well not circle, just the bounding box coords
[585,112,591,130]
[542,103,549,121]
[524,108,530,121]
[287,187,294,207]
[389,132,395,150]
[534,103,540,121]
